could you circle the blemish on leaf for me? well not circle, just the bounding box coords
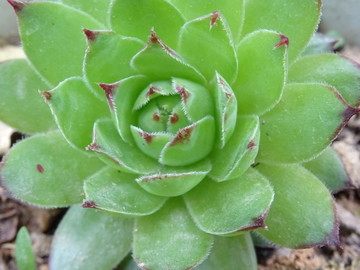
[153,112,160,122]
[36,164,44,173]
[239,210,268,232]
[83,28,98,41]
[40,91,52,101]
[247,140,257,149]
[99,83,118,110]
[86,142,100,151]
[170,113,179,124]
[210,11,220,27]
[274,34,289,49]
[138,131,154,144]
[170,126,194,146]
[7,0,24,12]
[82,200,97,208]
[175,85,190,102]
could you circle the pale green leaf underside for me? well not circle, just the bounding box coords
[15,227,36,270]
[50,205,133,270]
[133,198,213,270]
[1,131,104,207]
[0,59,55,134]
[256,164,338,248]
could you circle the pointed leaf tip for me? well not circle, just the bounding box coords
[344,106,360,122]
[83,28,99,41]
[240,210,269,232]
[274,34,289,49]
[39,91,52,101]
[98,83,118,110]
[82,200,98,209]
[7,0,25,12]
[210,11,220,26]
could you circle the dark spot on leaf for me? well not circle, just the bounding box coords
[274,34,289,49]
[138,131,154,144]
[170,126,194,146]
[175,85,190,102]
[36,164,44,173]
[82,200,97,209]
[41,91,52,101]
[82,28,98,41]
[7,0,24,12]
[247,140,257,149]
[170,113,179,124]
[210,11,220,27]
[153,112,160,122]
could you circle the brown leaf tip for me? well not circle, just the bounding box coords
[274,34,289,49]
[86,142,100,151]
[170,126,194,146]
[98,83,118,110]
[239,211,268,232]
[83,28,99,41]
[138,131,154,144]
[170,113,179,124]
[210,11,220,26]
[175,85,190,102]
[146,86,159,97]
[153,112,160,122]
[343,106,360,122]
[247,140,257,149]
[7,0,25,12]
[150,30,159,44]
[82,200,97,209]
[40,91,52,101]
[36,164,44,173]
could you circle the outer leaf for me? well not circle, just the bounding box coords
[50,205,134,270]
[15,227,36,270]
[133,198,213,270]
[233,30,287,115]
[256,164,339,248]
[0,59,55,133]
[136,159,212,197]
[184,168,274,235]
[178,11,237,83]
[302,147,353,193]
[111,0,185,48]
[44,77,109,149]
[289,54,360,107]
[209,116,259,182]
[17,2,102,85]
[84,167,166,216]
[258,83,357,163]
[1,131,104,207]
[242,0,321,62]
[194,234,257,270]
[84,31,144,98]
[301,33,339,56]
[168,0,245,43]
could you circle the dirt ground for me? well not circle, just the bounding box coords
[0,42,359,270]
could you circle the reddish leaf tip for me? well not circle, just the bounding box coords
[40,91,52,101]
[247,140,257,149]
[343,106,360,122]
[98,83,118,110]
[7,0,24,12]
[274,34,289,49]
[146,86,159,97]
[83,28,98,41]
[175,85,190,102]
[86,142,100,151]
[153,112,160,122]
[138,131,154,144]
[170,113,179,124]
[149,30,159,44]
[36,164,44,173]
[82,200,97,209]
[239,211,269,232]
[210,11,220,26]
[170,126,194,146]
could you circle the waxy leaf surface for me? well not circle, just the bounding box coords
[15,227,36,270]
[50,205,133,270]
[1,131,104,207]
[133,198,213,270]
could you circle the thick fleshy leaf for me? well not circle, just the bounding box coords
[302,33,339,56]
[289,54,360,107]
[256,164,339,248]
[1,131,104,207]
[133,198,213,270]
[131,31,205,84]
[16,2,102,85]
[50,205,133,270]
[242,0,321,62]
[258,83,358,163]
[213,72,237,147]
[15,227,36,270]
[160,116,216,166]
[168,0,245,43]
[194,234,257,270]
[136,159,211,197]
[111,0,185,48]
[43,77,109,149]
[178,11,237,83]
[84,167,166,215]
[233,30,287,115]
[61,0,111,27]
[84,30,144,98]
[87,118,159,174]
[0,59,55,133]
[302,147,353,193]
[184,168,274,235]
[209,116,259,182]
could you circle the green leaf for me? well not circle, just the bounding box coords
[136,159,211,197]
[44,77,110,149]
[133,198,213,270]
[84,167,166,216]
[84,31,144,98]
[289,54,360,107]
[61,0,111,27]
[130,31,205,84]
[0,59,55,133]
[118,256,142,270]
[178,11,237,83]
[302,147,352,193]
[184,168,274,235]
[209,116,259,182]
[301,33,339,56]
[258,83,354,163]
[15,227,36,270]
[242,0,321,62]
[168,0,245,43]
[87,118,159,174]
[1,131,104,207]
[110,0,185,48]
[50,205,134,270]
[233,30,287,115]
[256,164,339,248]
[17,2,102,85]
[194,234,257,270]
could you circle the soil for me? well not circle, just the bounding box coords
[0,43,359,270]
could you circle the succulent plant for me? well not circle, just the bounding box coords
[1,0,360,269]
